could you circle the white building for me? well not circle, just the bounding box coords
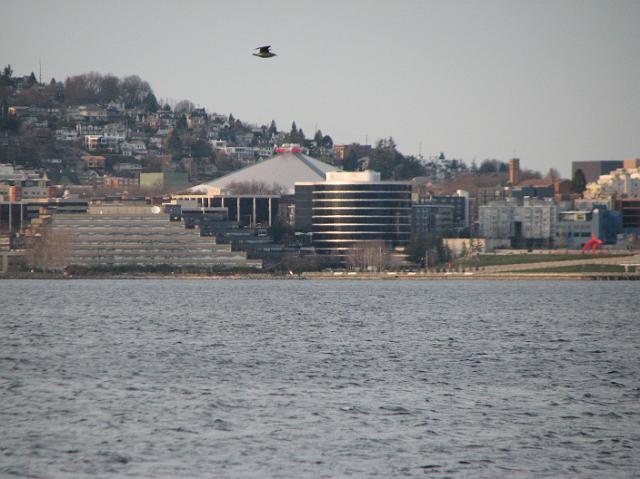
[56,127,79,142]
[585,167,640,199]
[479,198,559,244]
[120,141,148,157]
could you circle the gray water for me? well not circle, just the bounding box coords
[1,279,639,478]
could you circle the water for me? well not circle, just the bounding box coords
[1,279,638,478]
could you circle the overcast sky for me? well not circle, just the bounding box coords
[1,0,639,176]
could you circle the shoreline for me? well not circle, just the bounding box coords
[2,272,639,281]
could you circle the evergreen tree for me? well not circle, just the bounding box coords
[2,65,12,80]
[342,150,359,171]
[175,114,187,130]
[166,129,183,156]
[572,168,587,194]
[406,234,450,267]
[142,92,159,112]
[289,121,298,141]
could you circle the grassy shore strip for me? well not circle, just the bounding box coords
[504,264,629,274]
[455,253,632,268]
[300,272,639,280]
[3,271,639,280]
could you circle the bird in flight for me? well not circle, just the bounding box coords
[253,45,277,58]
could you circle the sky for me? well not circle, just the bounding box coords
[1,0,639,176]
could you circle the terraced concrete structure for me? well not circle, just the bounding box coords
[50,205,261,269]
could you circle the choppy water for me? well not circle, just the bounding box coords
[1,279,639,478]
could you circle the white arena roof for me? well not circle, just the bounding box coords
[189,152,338,195]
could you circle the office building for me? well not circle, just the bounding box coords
[296,171,412,261]
[572,160,623,184]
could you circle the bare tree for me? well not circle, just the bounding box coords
[174,99,195,114]
[545,168,561,182]
[519,168,542,181]
[225,180,287,195]
[121,75,152,107]
[26,226,76,272]
[346,240,389,272]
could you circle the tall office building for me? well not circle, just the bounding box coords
[296,171,412,262]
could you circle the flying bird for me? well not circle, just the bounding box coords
[253,45,277,58]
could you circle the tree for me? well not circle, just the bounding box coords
[2,64,13,80]
[269,217,295,244]
[26,226,75,272]
[268,120,277,136]
[342,150,360,171]
[367,137,427,180]
[99,74,121,103]
[62,72,150,105]
[190,137,213,157]
[519,168,542,181]
[314,129,323,145]
[175,114,188,130]
[572,168,587,194]
[213,151,242,173]
[174,99,195,114]
[406,234,450,267]
[545,168,561,182]
[142,92,159,112]
[166,129,183,157]
[346,240,389,271]
[121,75,152,107]
[478,159,508,174]
[225,180,286,195]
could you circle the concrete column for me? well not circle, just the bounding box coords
[252,197,257,227]
[268,198,272,226]
[236,197,241,224]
